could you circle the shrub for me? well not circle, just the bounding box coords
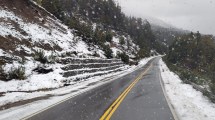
[137,48,150,59]
[7,66,26,80]
[116,51,121,59]
[0,60,7,81]
[0,66,7,81]
[33,50,48,64]
[105,31,113,42]
[119,52,129,64]
[0,59,6,66]
[210,84,215,95]
[102,44,113,59]
[119,37,125,45]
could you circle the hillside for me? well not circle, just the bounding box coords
[0,0,159,110]
[0,0,142,79]
[151,24,189,47]
[38,0,166,54]
[165,32,215,101]
[140,16,189,47]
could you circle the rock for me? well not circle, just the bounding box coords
[33,67,53,74]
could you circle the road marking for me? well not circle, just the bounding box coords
[21,59,155,120]
[100,63,152,120]
[21,73,128,120]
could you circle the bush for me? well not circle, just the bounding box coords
[119,37,125,45]
[7,66,26,80]
[33,50,57,64]
[0,67,7,81]
[119,52,129,64]
[105,31,113,42]
[0,60,7,81]
[33,50,48,64]
[210,84,215,94]
[137,48,150,59]
[102,45,113,59]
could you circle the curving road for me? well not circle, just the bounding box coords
[24,57,175,120]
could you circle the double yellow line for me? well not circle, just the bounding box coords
[100,63,152,120]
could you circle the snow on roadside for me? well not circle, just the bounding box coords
[0,57,154,120]
[159,59,215,120]
[1,61,64,92]
[0,65,126,107]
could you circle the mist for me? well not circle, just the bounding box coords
[117,0,215,35]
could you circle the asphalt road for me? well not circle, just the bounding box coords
[26,57,174,120]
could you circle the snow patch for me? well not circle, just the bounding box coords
[0,9,75,51]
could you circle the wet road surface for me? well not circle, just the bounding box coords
[26,57,174,120]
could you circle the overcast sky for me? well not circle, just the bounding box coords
[117,0,215,35]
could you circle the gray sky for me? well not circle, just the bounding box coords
[117,0,215,35]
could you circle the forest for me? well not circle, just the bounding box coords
[38,0,166,59]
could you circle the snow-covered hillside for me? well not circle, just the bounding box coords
[0,0,141,112]
[0,0,140,80]
[0,0,139,59]
[0,1,95,58]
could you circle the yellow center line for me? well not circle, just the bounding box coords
[100,63,152,120]
[100,76,139,120]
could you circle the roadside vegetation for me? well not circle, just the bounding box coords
[165,32,215,102]
[33,49,58,64]
[33,49,48,64]
[0,49,58,81]
[0,60,7,81]
[7,66,26,80]
[118,52,129,64]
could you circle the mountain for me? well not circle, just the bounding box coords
[142,15,175,29]
[142,16,189,47]
[151,24,189,47]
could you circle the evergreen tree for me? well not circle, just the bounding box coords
[40,0,162,58]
